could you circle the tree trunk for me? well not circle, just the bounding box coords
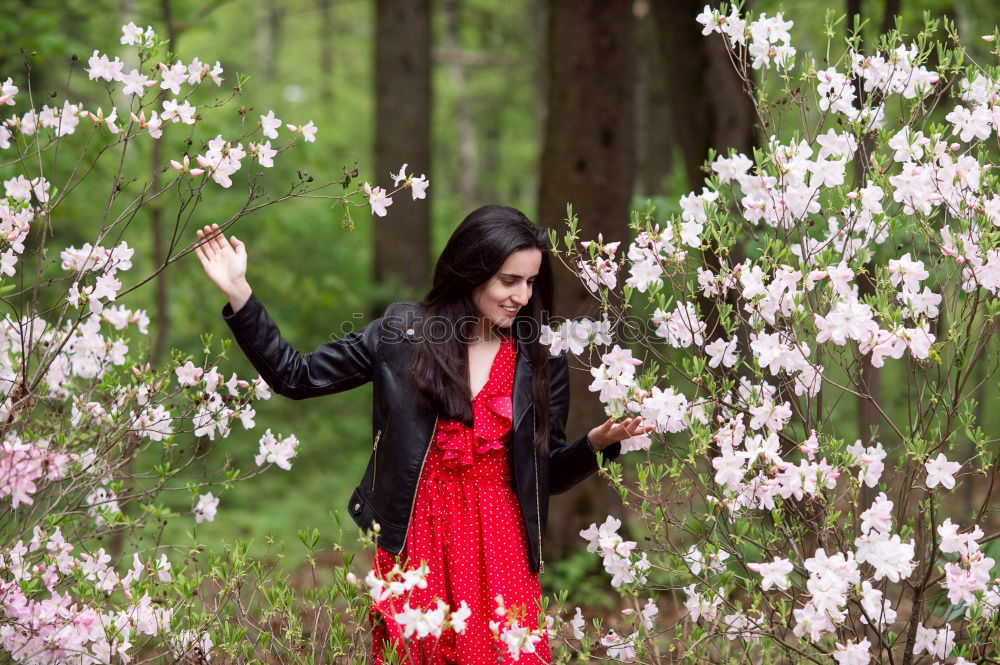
[150,0,181,369]
[317,0,334,104]
[256,0,283,86]
[374,0,432,310]
[635,0,673,196]
[116,0,180,561]
[441,0,478,210]
[882,0,902,34]
[847,0,884,453]
[650,0,756,188]
[537,0,636,561]
[651,0,758,455]
[651,0,756,346]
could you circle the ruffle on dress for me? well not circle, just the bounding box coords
[435,341,515,469]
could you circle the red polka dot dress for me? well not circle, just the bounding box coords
[368,334,551,664]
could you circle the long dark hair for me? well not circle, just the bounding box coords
[410,204,555,453]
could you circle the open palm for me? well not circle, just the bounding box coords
[588,415,656,450]
[194,223,247,293]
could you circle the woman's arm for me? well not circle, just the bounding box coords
[546,352,655,493]
[195,223,383,399]
[221,292,384,399]
[547,352,623,494]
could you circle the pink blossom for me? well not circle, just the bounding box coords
[858,580,897,628]
[363,182,392,217]
[260,110,282,139]
[86,106,119,134]
[158,61,189,95]
[411,173,429,200]
[854,532,916,582]
[0,76,18,105]
[888,252,929,292]
[169,154,205,176]
[599,629,636,659]
[859,492,893,534]
[130,110,163,138]
[121,22,145,45]
[253,140,277,168]
[747,556,793,590]
[652,302,705,348]
[946,104,993,142]
[846,440,886,487]
[175,360,204,386]
[834,638,872,665]
[194,492,219,523]
[391,163,409,186]
[254,428,299,470]
[287,120,318,142]
[162,98,196,125]
[639,385,689,433]
[86,50,124,82]
[120,69,154,97]
[925,452,961,489]
[705,337,739,367]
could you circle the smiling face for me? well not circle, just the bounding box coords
[471,248,543,331]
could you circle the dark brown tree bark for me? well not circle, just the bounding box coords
[882,0,902,35]
[635,0,673,196]
[650,0,758,451]
[374,0,432,309]
[847,0,888,450]
[148,0,182,370]
[441,0,478,210]
[537,0,636,561]
[651,0,756,352]
[650,0,756,188]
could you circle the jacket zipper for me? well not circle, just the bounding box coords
[406,416,439,539]
[371,429,382,491]
[534,447,544,574]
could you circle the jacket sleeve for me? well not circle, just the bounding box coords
[547,351,622,494]
[221,291,389,399]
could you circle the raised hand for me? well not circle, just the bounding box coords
[587,415,656,451]
[194,223,252,310]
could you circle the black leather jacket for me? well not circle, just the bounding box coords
[221,293,622,574]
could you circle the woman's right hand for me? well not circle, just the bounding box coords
[194,223,252,310]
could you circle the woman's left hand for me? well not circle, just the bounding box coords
[587,416,656,451]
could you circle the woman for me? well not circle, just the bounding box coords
[194,204,653,663]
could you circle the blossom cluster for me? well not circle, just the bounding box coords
[579,516,652,588]
[489,593,555,661]
[577,233,621,293]
[540,312,612,356]
[0,24,322,195]
[363,163,430,217]
[0,526,212,664]
[363,562,472,640]
[0,20,429,665]
[547,5,1000,662]
[697,6,795,70]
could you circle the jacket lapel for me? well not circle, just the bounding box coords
[512,337,533,432]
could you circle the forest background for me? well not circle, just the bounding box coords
[2,0,998,615]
